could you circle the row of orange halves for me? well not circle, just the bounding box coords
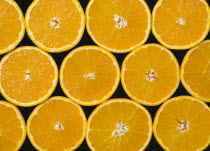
[1,95,209,151]
[0,40,210,107]
[1,0,209,54]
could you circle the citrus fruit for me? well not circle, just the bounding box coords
[0,46,58,107]
[86,0,151,53]
[25,0,85,53]
[0,0,25,54]
[60,46,120,106]
[0,101,26,150]
[27,96,86,151]
[153,96,210,151]
[121,44,180,106]
[86,98,152,151]
[152,0,209,49]
[181,40,210,102]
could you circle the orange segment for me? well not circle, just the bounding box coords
[181,40,210,102]
[121,44,180,106]
[86,0,151,53]
[153,96,210,151]
[25,0,85,52]
[86,99,152,151]
[60,46,120,106]
[0,101,26,151]
[27,96,86,151]
[0,46,58,107]
[152,0,209,49]
[0,0,25,54]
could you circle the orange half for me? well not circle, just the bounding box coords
[25,0,85,52]
[86,98,152,151]
[152,0,209,49]
[0,46,58,107]
[27,96,87,151]
[0,101,26,150]
[0,0,25,54]
[121,44,180,106]
[153,96,210,151]
[181,40,210,102]
[60,46,120,106]
[86,0,151,53]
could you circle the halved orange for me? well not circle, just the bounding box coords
[153,96,210,151]
[0,101,26,150]
[27,96,86,151]
[0,46,58,107]
[60,46,120,106]
[86,98,152,151]
[152,0,209,49]
[0,0,25,54]
[86,0,151,53]
[121,44,180,106]
[181,40,210,102]
[25,0,85,53]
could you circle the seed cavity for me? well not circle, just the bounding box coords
[50,17,60,28]
[54,122,64,130]
[84,72,96,80]
[177,120,190,133]
[114,15,127,29]
[25,70,31,81]
[112,123,129,137]
[146,69,157,82]
[176,18,186,25]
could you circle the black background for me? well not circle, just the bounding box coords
[3,0,210,150]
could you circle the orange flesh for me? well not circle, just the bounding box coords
[62,47,119,104]
[182,41,210,100]
[0,0,22,50]
[154,97,210,151]
[28,98,86,151]
[0,47,57,104]
[0,102,24,151]
[87,100,152,151]
[153,0,209,47]
[87,0,150,51]
[122,45,179,105]
[27,0,83,49]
